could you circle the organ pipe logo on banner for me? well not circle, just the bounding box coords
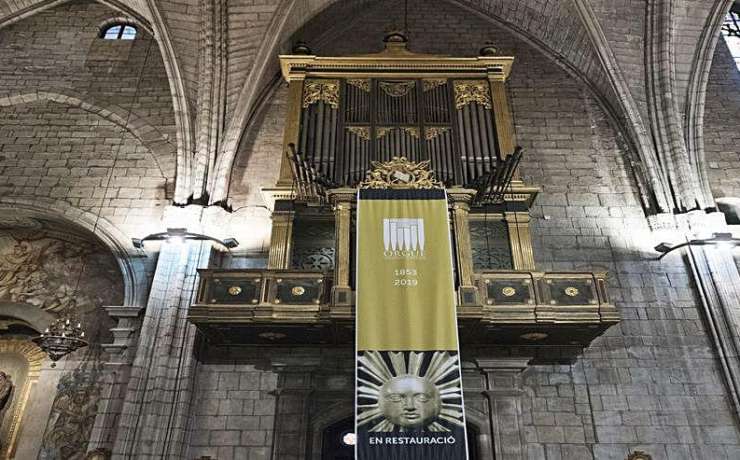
[355,188,469,460]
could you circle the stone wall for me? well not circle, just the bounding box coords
[0,0,176,236]
[705,38,740,201]
[228,84,287,208]
[186,347,278,460]
[0,219,125,459]
[210,1,740,458]
[0,0,739,458]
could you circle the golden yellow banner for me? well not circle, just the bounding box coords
[355,189,468,459]
[356,191,458,351]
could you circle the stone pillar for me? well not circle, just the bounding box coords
[476,358,532,460]
[504,212,535,270]
[449,188,480,307]
[112,207,212,459]
[87,305,144,454]
[327,188,355,312]
[267,200,295,269]
[683,211,740,419]
[271,355,320,460]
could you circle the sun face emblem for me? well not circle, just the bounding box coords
[357,351,465,432]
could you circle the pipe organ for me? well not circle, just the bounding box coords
[298,75,502,187]
[189,34,619,349]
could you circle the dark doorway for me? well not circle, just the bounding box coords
[321,418,354,460]
[321,417,481,459]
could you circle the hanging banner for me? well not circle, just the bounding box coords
[355,188,468,460]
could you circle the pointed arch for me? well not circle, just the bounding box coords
[0,197,150,309]
[0,0,193,204]
[208,0,661,218]
[684,0,736,208]
[0,88,176,177]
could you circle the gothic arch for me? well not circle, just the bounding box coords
[209,0,651,213]
[0,88,176,179]
[0,0,193,204]
[0,0,153,31]
[684,0,736,208]
[0,197,149,309]
[0,303,53,333]
[308,401,352,459]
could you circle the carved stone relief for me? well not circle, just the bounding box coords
[0,219,123,460]
[0,224,123,340]
[38,355,102,460]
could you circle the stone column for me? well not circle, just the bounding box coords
[267,200,295,269]
[682,211,740,419]
[449,188,480,307]
[475,358,532,460]
[87,305,144,454]
[271,355,321,460]
[112,207,212,459]
[327,188,355,312]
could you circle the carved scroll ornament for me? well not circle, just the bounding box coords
[424,127,450,140]
[422,79,447,92]
[453,80,492,109]
[347,126,371,141]
[302,79,340,109]
[401,127,420,139]
[360,157,442,189]
[379,81,416,97]
[347,79,370,92]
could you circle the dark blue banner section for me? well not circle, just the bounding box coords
[356,350,468,460]
[356,427,467,460]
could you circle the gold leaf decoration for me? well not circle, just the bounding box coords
[564,287,580,297]
[375,127,393,139]
[402,127,420,138]
[422,79,447,92]
[424,127,450,140]
[627,452,652,460]
[347,126,371,140]
[302,79,340,108]
[453,80,491,109]
[347,79,370,92]
[520,332,548,341]
[379,80,416,97]
[258,332,286,341]
[227,286,242,296]
[501,286,516,297]
[360,156,442,189]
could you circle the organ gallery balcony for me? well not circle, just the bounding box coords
[188,268,618,346]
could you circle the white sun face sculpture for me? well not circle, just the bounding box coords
[379,374,440,428]
[357,351,465,432]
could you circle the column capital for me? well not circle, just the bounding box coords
[503,211,530,222]
[102,305,145,365]
[447,187,477,206]
[327,187,358,206]
[260,187,297,211]
[103,305,144,318]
